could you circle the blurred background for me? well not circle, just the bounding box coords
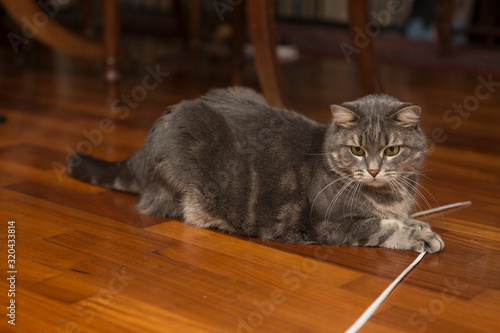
[0,0,499,155]
[1,0,499,100]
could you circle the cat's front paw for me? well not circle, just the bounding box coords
[410,230,444,253]
[404,218,432,232]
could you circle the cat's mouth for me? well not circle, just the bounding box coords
[352,170,394,188]
[364,179,387,187]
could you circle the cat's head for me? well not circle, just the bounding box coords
[324,94,427,187]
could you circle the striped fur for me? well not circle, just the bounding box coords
[67,87,443,253]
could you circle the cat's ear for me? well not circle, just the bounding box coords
[331,105,358,128]
[394,105,421,127]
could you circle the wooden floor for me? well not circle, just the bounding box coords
[1,40,500,333]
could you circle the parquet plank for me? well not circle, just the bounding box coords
[45,229,397,331]
[20,271,105,305]
[256,232,495,299]
[0,281,136,333]
[0,160,106,194]
[55,259,300,332]
[147,221,363,286]
[78,292,219,333]
[46,229,191,278]
[59,257,396,333]
[158,243,380,314]
[373,305,486,333]
[5,108,149,146]
[430,217,500,242]
[0,143,66,170]
[342,274,498,332]
[0,190,177,250]
[5,181,162,228]
[13,234,96,271]
[0,202,73,239]
[230,288,396,333]
[469,289,500,310]
[0,173,24,187]
[12,258,60,283]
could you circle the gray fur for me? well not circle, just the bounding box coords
[67,87,444,253]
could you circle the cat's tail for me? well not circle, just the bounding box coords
[67,151,142,194]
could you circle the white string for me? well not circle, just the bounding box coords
[410,201,471,218]
[345,201,471,333]
[345,252,426,333]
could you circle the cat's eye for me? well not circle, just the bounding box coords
[384,146,400,156]
[351,146,365,156]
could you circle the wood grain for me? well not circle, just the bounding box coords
[0,35,499,332]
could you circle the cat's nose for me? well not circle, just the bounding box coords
[368,170,380,178]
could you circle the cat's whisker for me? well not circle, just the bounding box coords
[387,179,400,199]
[391,178,429,224]
[395,177,430,209]
[398,176,437,210]
[395,176,435,225]
[402,176,439,203]
[346,181,362,225]
[393,179,419,208]
[309,174,354,222]
[417,168,435,175]
[415,172,435,183]
[404,169,435,184]
[398,175,447,224]
[324,182,348,222]
[425,141,436,153]
[324,178,356,222]
[304,152,334,156]
[342,178,358,218]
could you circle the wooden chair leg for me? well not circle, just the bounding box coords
[188,0,202,53]
[102,0,120,83]
[172,0,189,49]
[246,0,285,108]
[231,1,245,86]
[82,0,96,39]
[0,0,102,58]
[347,0,383,94]
[435,0,455,57]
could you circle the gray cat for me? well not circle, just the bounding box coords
[67,87,444,253]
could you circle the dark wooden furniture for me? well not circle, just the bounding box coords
[1,0,383,107]
[0,0,102,58]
